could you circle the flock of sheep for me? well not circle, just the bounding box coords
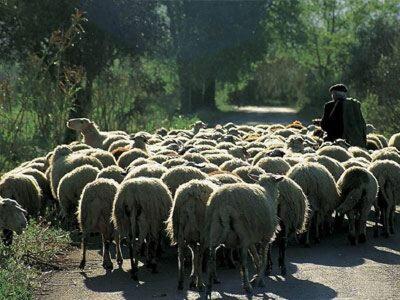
[1,117,400,296]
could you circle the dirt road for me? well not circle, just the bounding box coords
[38,107,400,300]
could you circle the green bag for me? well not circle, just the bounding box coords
[342,98,367,148]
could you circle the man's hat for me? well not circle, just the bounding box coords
[329,84,348,93]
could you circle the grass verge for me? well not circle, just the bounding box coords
[0,220,70,299]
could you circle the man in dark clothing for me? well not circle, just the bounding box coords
[320,84,367,147]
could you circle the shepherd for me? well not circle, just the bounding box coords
[320,84,367,148]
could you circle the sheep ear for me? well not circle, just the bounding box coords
[271,174,284,182]
[248,173,260,182]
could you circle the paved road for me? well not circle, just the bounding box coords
[38,107,400,299]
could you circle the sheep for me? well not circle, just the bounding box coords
[388,133,400,150]
[271,177,309,275]
[78,149,117,167]
[369,160,400,237]
[112,177,172,280]
[232,166,265,184]
[166,180,217,291]
[125,164,167,180]
[209,172,244,185]
[0,198,28,246]
[304,155,345,182]
[57,165,100,228]
[117,148,149,169]
[67,118,127,149]
[341,158,369,170]
[371,148,400,165]
[348,146,372,161]
[48,145,103,199]
[103,135,129,151]
[203,153,235,166]
[256,157,291,175]
[336,167,378,245]
[108,139,132,153]
[220,159,250,172]
[182,153,210,164]
[97,165,126,183]
[126,158,156,170]
[0,174,42,216]
[69,142,93,152]
[78,178,122,270]
[316,145,353,162]
[161,166,207,196]
[162,158,188,169]
[287,162,340,245]
[204,174,282,295]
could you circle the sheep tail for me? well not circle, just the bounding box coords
[337,188,363,214]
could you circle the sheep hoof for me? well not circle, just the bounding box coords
[348,235,357,246]
[130,270,139,281]
[117,259,123,267]
[197,283,205,292]
[177,281,184,290]
[243,283,253,294]
[79,260,86,270]
[213,277,221,284]
[205,288,212,299]
[103,261,113,271]
[358,234,366,244]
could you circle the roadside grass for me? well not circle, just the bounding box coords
[0,219,70,300]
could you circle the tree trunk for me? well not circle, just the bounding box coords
[64,75,93,143]
[203,76,216,110]
[178,62,192,114]
[191,84,204,111]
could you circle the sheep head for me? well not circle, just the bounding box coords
[0,198,27,234]
[66,118,92,131]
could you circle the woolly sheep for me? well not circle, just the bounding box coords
[161,166,207,196]
[209,172,244,185]
[317,145,353,162]
[336,167,378,245]
[388,133,400,150]
[78,178,122,270]
[108,139,132,153]
[371,148,400,165]
[117,148,149,169]
[166,179,217,291]
[341,158,369,170]
[204,174,282,295]
[125,164,167,180]
[287,162,340,245]
[49,145,103,198]
[203,153,235,166]
[0,198,28,245]
[96,165,126,184]
[369,160,400,237]
[304,155,345,182]
[57,165,100,227]
[232,166,265,184]
[348,147,372,161]
[112,177,172,280]
[220,159,250,172]
[0,174,42,216]
[182,153,210,164]
[78,149,117,167]
[162,158,188,169]
[256,157,291,175]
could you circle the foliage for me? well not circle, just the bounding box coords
[0,220,70,299]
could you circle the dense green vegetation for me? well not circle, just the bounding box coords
[0,220,70,299]
[1,0,399,171]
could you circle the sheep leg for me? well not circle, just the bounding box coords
[205,247,217,298]
[102,234,113,270]
[314,213,320,243]
[196,245,205,291]
[115,234,123,267]
[373,204,380,238]
[189,243,204,291]
[251,240,268,288]
[239,246,253,294]
[358,208,369,244]
[278,222,287,276]
[148,239,159,274]
[265,244,273,276]
[304,211,314,247]
[79,233,88,270]
[248,245,261,272]
[382,207,390,238]
[347,211,357,245]
[129,233,139,281]
[2,229,13,246]
[389,205,395,235]
[177,243,185,290]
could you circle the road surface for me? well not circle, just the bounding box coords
[37,106,400,300]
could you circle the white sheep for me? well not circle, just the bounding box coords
[78,178,122,270]
[57,165,100,228]
[317,145,353,162]
[112,177,172,280]
[336,167,378,245]
[166,179,217,291]
[117,148,149,169]
[388,132,400,151]
[232,166,265,184]
[256,157,291,175]
[161,166,207,196]
[368,160,400,237]
[0,174,42,216]
[125,164,167,180]
[0,198,28,245]
[204,174,282,295]
[287,162,340,245]
[304,155,345,181]
[219,159,250,172]
[96,165,126,183]
[48,145,103,199]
